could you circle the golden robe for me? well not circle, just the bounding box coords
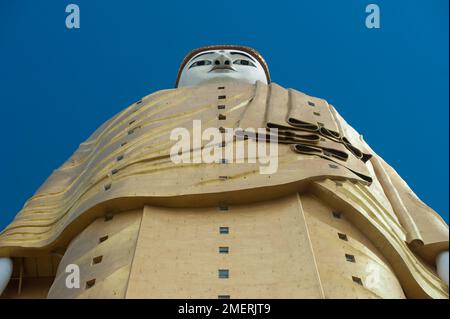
[0,81,448,298]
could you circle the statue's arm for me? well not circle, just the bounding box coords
[364,144,449,286]
[330,105,448,286]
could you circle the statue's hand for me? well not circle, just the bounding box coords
[436,251,449,286]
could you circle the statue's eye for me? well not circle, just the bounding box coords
[233,59,256,67]
[189,60,212,68]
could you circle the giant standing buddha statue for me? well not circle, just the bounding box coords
[0,45,448,299]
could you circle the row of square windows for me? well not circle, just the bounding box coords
[100,214,351,248]
[332,211,363,286]
[103,214,230,234]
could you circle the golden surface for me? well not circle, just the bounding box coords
[0,81,448,298]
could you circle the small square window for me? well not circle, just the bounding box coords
[136,100,142,105]
[104,183,111,191]
[218,86,225,90]
[85,279,96,289]
[218,295,230,299]
[332,212,342,219]
[218,95,226,100]
[308,101,315,107]
[218,269,229,279]
[129,120,136,125]
[313,112,321,116]
[329,164,339,169]
[104,213,114,222]
[218,105,226,109]
[120,142,128,147]
[218,203,228,211]
[219,247,229,254]
[218,114,226,120]
[117,155,124,161]
[111,169,118,175]
[92,255,103,265]
[128,126,140,135]
[219,127,226,133]
[219,176,229,181]
[345,254,356,263]
[352,276,363,286]
[219,227,229,234]
[99,235,109,243]
[338,233,348,241]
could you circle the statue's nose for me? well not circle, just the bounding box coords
[214,54,232,67]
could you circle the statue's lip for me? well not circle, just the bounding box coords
[209,65,236,72]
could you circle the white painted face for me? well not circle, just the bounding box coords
[178,49,268,87]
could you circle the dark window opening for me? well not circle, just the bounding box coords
[99,235,109,243]
[219,247,229,254]
[338,233,348,241]
[332,211,342,219]
[85,279,96,289]
[218,269,229,279]
[352,276,363,286]
[345,254,356,263]
[92,256,103,265]
[219,227,229,234]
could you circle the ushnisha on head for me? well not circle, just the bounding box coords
[176,45,270,88]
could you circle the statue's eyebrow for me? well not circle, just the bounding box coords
[191,51,215,60]
[230,51,256,62]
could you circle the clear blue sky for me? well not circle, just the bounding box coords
[0,0,448,231]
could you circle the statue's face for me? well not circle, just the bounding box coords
[178,49,268,87]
